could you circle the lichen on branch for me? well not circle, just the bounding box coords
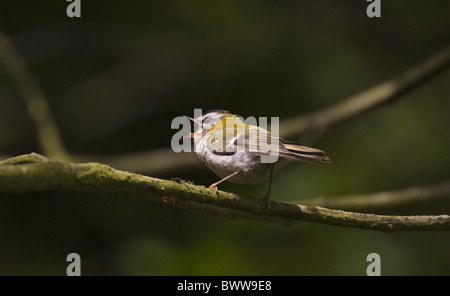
[0,153,449,233]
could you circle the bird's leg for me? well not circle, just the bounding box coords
[208,171,239,193]
[262,164,275,215]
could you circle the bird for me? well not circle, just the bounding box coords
[187,110,330,213]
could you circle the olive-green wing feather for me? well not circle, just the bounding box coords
[244,126,330,165]
[207,117,330,165]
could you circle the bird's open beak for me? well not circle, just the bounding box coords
[183,115,198,138]
[184,115,201,124]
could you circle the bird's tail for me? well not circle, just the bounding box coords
[280,140,331,165]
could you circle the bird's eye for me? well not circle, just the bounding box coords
[203,117,214,127]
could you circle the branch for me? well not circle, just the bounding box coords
[302,181,450,212]
[1,154,449,233]
[1,29,448,174]
[73,148,200,174]
[78,45,450,173]
[0,31,70,161]
[279,45,450,141]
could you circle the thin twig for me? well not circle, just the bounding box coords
[1,30,448,173]
[301,181,450,212]
[73,148,200,174]
[0,153,449,232]
[0,31,70,161]
[72,46,450,173]
[279,45,450,141]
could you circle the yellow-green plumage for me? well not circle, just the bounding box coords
[189,110,330,212]
[207,114,330,165]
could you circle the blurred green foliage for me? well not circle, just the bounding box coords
[0,0,449,275]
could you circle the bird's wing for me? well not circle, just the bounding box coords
[245,125,331,165]
[206,117,330,165]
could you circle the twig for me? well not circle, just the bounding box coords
[0,153,449,232]
[301,181,450,212]
[0,31,70,161]
[71,46,450,173]
[1,30,448,173]
[279,45,450,140]
[73,148,200,174]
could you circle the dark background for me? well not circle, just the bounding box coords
[0,0,449,275]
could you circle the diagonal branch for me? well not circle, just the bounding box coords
[0,153,449,233]
[1,28,448,174]
[77,45,450,173]
[279,45,450,141]
[302,181,450,212]
[0,31,70,161]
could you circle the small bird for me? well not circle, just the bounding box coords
[187,110,330,213]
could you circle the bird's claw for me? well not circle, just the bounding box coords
[208,185,218,194]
